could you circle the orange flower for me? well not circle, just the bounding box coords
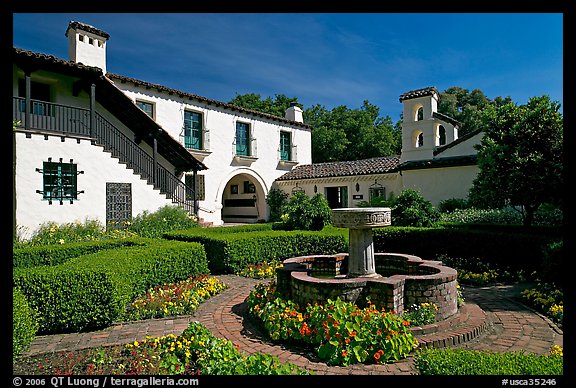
[350,331,357,337]
[376,330,382,335]
[342,350,348,357]
[345,338,351,344]
[374,352,381,361]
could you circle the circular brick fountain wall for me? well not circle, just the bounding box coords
[275,208,459,320]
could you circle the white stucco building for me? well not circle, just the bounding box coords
[13,21,311,238]
[13,21,483,239]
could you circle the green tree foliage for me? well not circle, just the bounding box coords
[438,87,513,136]
[282,192,332,231]
[265,187,289,222]
[228,93,301,118]
[468,96,563,226]
[391,189,439,227]
[305,101,401,162]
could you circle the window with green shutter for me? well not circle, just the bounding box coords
[280,131,292,161]
[236,122,250,156]
[184,111,203,150]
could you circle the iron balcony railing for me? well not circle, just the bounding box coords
[13,97,197,215]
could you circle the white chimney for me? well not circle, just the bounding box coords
[65,21,110,74]
[285,102,303,123]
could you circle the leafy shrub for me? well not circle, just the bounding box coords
[126,205,199,238]
[540,240,563,287]
[246,282,418,366]
[521,284,563,327]
[414,348,562,375]
[118,322,311,375]
[265,188,289,222]
[392,189,440,227]
[438,255,524,286]
[13,287,39,361]
[281,192,332,231]
[439,207,522,225]
[401,303,438,326]
[437,198,470,213]
[15,218,134,247]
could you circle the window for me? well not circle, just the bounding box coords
[184,111,203,150]
[417,133,424,147]
[185,174,205,201]
[18,79,52,116]
[417,107,424,121]
[40,161,79,202]
[236,122,250,156]
[244,180,256,194]
[438,125,447,146]
[280,131,292,161]
[136,100,154,118]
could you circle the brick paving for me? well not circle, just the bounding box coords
[22,275,563,375]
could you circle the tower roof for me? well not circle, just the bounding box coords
[65,21,110,40]
[399,86,438,102]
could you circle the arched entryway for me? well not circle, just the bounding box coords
[220,171,267,224]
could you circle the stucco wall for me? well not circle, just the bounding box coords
[14,131,174,240]
[113,83,312,225]
[400,165,480,205]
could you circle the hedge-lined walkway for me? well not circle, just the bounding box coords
[22,275,563,375]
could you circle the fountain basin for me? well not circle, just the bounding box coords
[276,253,458,320]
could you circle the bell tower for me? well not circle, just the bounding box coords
[399,87,458,163]
[65,21,110,74]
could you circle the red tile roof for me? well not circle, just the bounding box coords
[276,156,400,181]
[399,87,438,102]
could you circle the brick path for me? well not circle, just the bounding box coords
[22,275,563,375]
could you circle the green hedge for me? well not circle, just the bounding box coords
[165,223,274,237]
[165,229,348,273]
[373,226,560,274]
[13,287,39,361]
[13,238,144,269]
[414,348,562,375]
[13,239,209,334]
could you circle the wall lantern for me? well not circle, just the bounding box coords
[355,183,360,192]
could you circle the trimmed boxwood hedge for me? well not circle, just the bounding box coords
[373,226,561,275]
[165,223,274,237]
[13,287,39,361]
[13,239,209,334]
[165,229,348,273]
[13,238,145,269]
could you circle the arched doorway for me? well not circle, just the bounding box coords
[220,172,267,224]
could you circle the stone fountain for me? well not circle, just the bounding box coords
[276,207,459,320]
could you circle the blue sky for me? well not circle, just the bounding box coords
[12,13,563,121]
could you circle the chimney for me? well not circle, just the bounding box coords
[285,102,303,123]
[65,21,110,74]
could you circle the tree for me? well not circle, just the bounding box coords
[228,93,301,118]
[265,188,289,222]
[468,95,563,226]
[304,101,401,163]
[438,87,512,136]
[282,192,332,231]
[391,189,439,227]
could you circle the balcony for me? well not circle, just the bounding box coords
[232,136,257,165]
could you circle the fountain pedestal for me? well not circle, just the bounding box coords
[332,208,391,278]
